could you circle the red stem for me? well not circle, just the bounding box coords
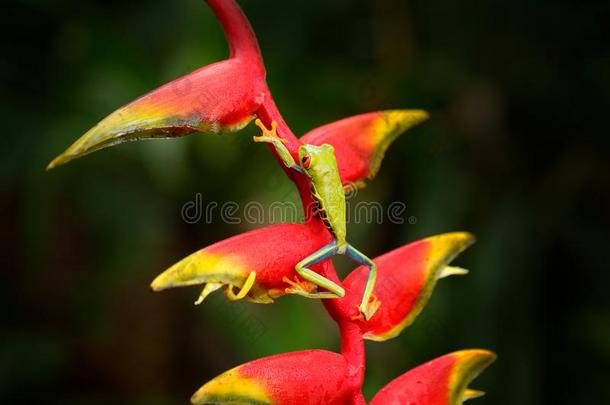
[256,90,302,156]
[339,321,366,386]
[258,96,367,398]
[207,0,368,400]
[256,94,318,220]
[205,0,263,63]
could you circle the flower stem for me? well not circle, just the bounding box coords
[205,0,263,62]
[339,320,366,387]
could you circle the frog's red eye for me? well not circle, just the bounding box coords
[301,155,312,169]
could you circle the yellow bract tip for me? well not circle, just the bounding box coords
[450,349,497,404]
[368,109,429,180]
[46,155,65,171]
[191,366,271,405]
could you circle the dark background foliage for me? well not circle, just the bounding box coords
[2,0,609,403]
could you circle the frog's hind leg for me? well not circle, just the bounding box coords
[292,240,345,299]
[346,244,379,320]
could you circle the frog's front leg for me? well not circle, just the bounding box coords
[291,240,345,299]
[346,244,379,320]
[252,119,302,173]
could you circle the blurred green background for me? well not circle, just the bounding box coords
[2,0,609,403]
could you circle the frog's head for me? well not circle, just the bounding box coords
[298,143,336,179]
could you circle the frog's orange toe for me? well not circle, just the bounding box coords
[283,276,317,295]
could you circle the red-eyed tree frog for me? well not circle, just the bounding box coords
[253,119,379,320]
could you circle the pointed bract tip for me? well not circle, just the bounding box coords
[190,366,271,405]
[463,389,486,401]
[426,232,476,261]
[150,251,237,292]
[438,266,470,279]
[46,156,63,171]
[450,349,497,403]
[386,108,429,124]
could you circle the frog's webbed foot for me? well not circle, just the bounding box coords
[352,293,381,321]
[252,119,287,144]
[283,276,338,299]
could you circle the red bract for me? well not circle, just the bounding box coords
[191,350,360,405]
[151,223,332,304]
[370,350,496,405]
[47,0,266,169]
[336,232,475,341]
[48,0,495,403]
[301,110,429,187]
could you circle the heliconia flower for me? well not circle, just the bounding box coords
[48,0,498,401]
[369,349,496,405]
[337,232,475,341]
[150,223,333,304]
[47,0,267,169]
[191,350,357,405]
[300,110,428,187]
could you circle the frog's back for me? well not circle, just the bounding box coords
[308,145,346,247]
